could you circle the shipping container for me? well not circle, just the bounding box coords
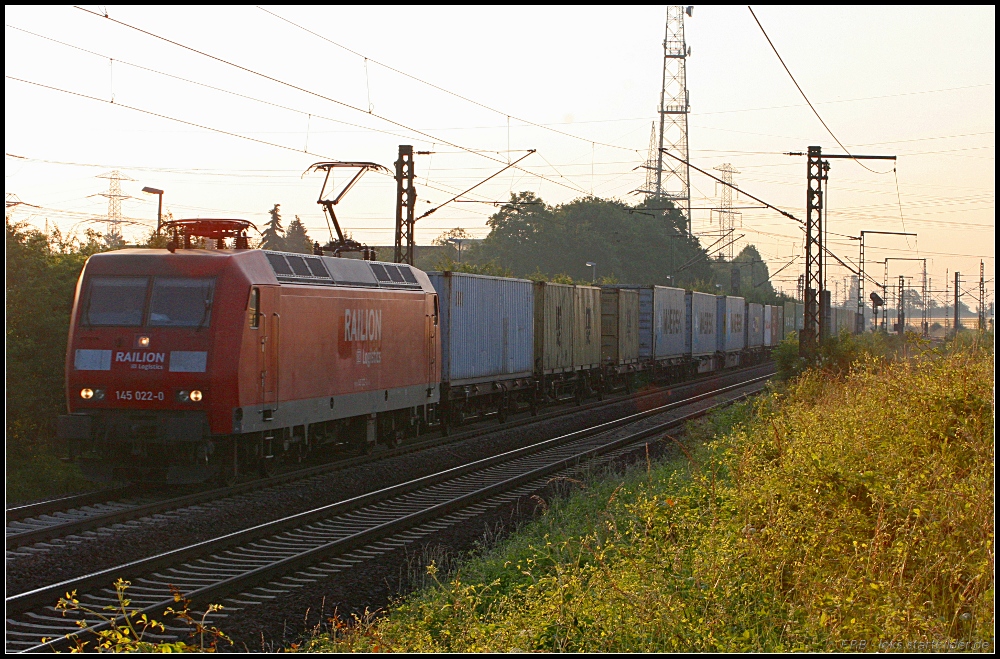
[688,291,717,357]
[600,288,640,365]
[573,285,602,369]
[533,282,574,374]
[428,271,533,385]
[747,303,764,348]
[772,305,785,346]
[653,286,687,359]
[763,305,773,347]
[716,296,746,353]
[783,301,796,339]
[795,303,804,331]
[603,285,651,359]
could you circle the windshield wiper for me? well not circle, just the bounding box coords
[195,288,213,332]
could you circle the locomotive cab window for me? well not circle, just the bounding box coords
[83,277,149,326]
[148,277,215,328]
[249,287,260,329]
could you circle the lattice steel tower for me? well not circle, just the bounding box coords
[712,163,740,260]
[653,6,693,236]
[97,170,133,245]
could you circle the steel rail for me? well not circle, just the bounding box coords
[6,375,769,652]
[6,487,130,524]
[6,364,773,550]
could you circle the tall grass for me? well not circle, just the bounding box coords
[304,339,994,652]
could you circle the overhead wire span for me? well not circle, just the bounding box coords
[417,151,536,221]
[6,75,342,161]
[71,6,589,196]
[4,23,437,147]
[747,6,893,175]
[657,148,802,224]
[3,77,496,211]
[255,6,643,155]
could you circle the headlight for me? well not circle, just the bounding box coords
[189,390,203,402]
[80,388,93,399]
[177,390,190,402]
[94,389,106,401]
[137,336,151,348]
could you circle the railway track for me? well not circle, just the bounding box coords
[5,364,774,552]
[6,373,770,652]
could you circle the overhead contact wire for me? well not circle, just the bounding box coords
[72,6,588,195]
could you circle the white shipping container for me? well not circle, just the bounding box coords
[747,303,764,348]
[688,292,717,357]
[428,272,534,385]
[654,286,687,359]
[763,305,773,346]
[772,305,785,346]
[716,296,746,353]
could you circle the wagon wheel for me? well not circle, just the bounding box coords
[497,399,508,424]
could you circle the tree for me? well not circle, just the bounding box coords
[260,204,285,251]
[6,218,107,457]
[284,215,313,254]
[471,192,713,288]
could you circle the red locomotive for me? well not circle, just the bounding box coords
[58,219,441,484]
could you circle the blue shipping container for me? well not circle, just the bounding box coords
[428,271,534,385]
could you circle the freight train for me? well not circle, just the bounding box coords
[58,223,813,484]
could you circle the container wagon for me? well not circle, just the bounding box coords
[428,271,534,425]
[716,295,745,368]
[687,291,717,373]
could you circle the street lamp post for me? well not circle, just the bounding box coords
[142,187,164,235]
[585,262,596,283]
[447,238,466,263]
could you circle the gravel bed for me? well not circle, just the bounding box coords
[6,366,771,599]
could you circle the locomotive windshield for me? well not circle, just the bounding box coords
[84,277,148,326]
[82,276,215,328]
[148,278,215,327]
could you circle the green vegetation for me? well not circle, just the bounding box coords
[51,579,230,652]
[466,192,711,288]
[425,193,787,302]
[6,218,105,503]
[304,338,994,652]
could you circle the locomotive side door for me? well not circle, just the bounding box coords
[255,286,280,408]
[426,293,439,384]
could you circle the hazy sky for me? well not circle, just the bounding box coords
[5,5,995,303]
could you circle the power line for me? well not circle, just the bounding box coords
[72,6,589,196]
[256,6,641,156]
[747,6,889,175]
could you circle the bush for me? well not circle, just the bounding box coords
[303,343,994,651]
